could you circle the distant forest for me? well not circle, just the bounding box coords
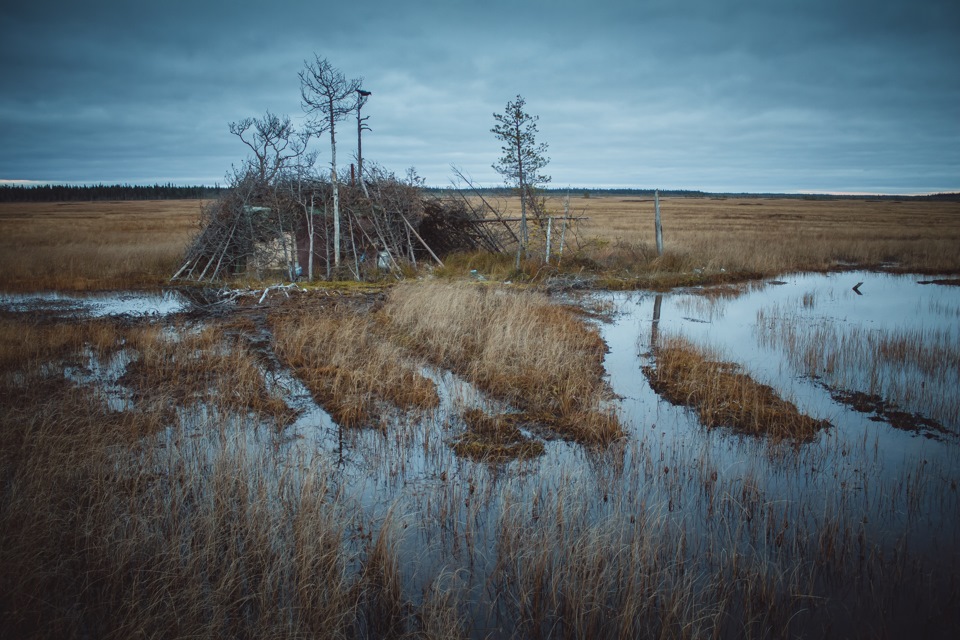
[0,183,223,203]
[1,183,956,203]
[426,187,960,201]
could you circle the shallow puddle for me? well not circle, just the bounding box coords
[0,289,186,317]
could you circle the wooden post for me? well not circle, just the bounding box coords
[654,189,663,256]
[545,216,553,264]
[558,194,570,263]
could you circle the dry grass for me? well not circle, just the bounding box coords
[450,409,545,461]
[1,304,957,637]
[266,283,620,444]
[120,322,297,425]
[2,195,958,637]
[382,281,623,444]
[644,335,830,441]
[0,316,447,639]
[3,195,957,293]
[270,303,439,427]
[0,200,202,291]
[484,194,960,281]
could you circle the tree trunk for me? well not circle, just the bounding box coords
[307,196,315,281]
[515,122,527,270]
[329,97,341,269]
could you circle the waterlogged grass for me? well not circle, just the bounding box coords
[450,409,545,461]
[2,276,960,638]
[756,291,960,430]
[643,335,830,441]
[270,303,440,428]
[382,281,623,444]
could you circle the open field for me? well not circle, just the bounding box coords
[486,194,960,281]
[0,200,203,291]
[1,195,959,292]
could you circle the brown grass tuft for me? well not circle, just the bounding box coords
[382,282,623,443]
[270,303,439,427]
[644,336,830,440]
[451,409,545,461]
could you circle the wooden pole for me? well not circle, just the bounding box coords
[654,189,663,256]
[545,216,553,264]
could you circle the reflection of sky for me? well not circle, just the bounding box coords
[598,272,960,485]
[639,273,960,415]
[0,290,186,317]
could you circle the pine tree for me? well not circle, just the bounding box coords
[491,95,550,268]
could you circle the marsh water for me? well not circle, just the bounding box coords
[0,289,186,317]
[14,271,960,635]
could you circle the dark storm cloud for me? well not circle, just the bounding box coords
[1,0,957,192]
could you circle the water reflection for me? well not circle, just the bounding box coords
[0,289,186,317]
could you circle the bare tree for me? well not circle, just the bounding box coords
[299,55,362,270]
[491,94,551,269]
[228,112,299,184]
[226,112,309,279]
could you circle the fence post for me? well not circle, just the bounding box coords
[545,216,553,264]
[654,189,663,256]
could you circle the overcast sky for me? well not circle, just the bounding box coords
[2,0,957,193]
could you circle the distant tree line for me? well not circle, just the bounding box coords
[424,187,960,201]
[0,183,223,203]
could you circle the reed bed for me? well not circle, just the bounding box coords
[270,303,439,428]
[756,303,960,430]
[644,335,830,441]
[381,281,622,444]
[2,303,959,638]
[0,316,464,639]
[120,322,296,426]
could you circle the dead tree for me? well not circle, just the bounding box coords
[299,55,363,271]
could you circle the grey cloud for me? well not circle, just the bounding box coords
[0,0,957,192]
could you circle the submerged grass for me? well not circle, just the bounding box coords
[644,335,830,441]
[756,302,960,429]
[2,286,959,638]
[450,409,545,462]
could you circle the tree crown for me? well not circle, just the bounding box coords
[491,95,550,189]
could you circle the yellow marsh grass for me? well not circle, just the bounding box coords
[4,196,958,293]
[270,305,439,428]
[382,281,622,443]
[0,390,361,637]
[0,200,203,291]
[644,336,829,441]
[0,320,417,637]
[494,195,960,276]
